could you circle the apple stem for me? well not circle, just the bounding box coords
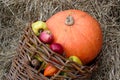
[65,15,74,26]
[38,29,43,33]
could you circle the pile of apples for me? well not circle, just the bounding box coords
[31,21,82,77]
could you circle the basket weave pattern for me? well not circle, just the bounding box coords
[7,23,98,80]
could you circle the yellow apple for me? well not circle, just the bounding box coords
[32,21,48,36]
[69,56,83,65]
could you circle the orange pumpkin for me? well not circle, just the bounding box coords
[46,10,103,64]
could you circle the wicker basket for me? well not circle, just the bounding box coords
[6,23,98,80]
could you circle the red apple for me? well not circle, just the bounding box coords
[39,30,53,44]
[50,43,64,55]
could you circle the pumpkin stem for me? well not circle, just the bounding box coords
[65,15,74,26]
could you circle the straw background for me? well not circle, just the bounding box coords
[0,0,120,80]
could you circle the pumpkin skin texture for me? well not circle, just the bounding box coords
[46,10,103,64]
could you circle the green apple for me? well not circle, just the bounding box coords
[32,21,48,36]
[34,55,46,70]
[69,56,83,65]
[60,71,67,76]
[34,54,43,62]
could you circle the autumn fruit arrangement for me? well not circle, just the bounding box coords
[7,10,103,80]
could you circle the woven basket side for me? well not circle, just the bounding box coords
[7,25,48,80]
[7,23,98,80]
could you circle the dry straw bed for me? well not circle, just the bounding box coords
[0,0,120,80]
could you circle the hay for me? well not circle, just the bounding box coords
[0,0,120,80]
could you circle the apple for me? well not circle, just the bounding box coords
[32,21,48,36]
[39,30,54,44]
[69,56,83,65]
[31,59,40,67]
[34,54,43,62]
[50,43,64,55]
